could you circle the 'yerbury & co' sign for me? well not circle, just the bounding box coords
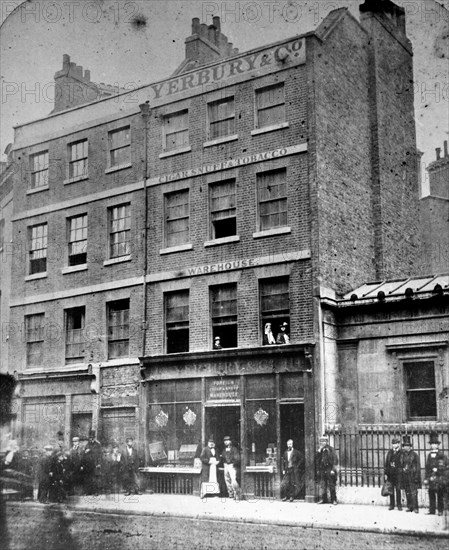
[148,38,305,104]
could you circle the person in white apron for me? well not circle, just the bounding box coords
[200,436,220,498]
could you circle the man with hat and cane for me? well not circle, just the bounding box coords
[220,435,241,501]
[401,434,421,513]
[424,431,448,516]
[200,436,220,498]
[315,435,339,505]
[384,437,403,510]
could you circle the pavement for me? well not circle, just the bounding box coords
[14,492,448,538]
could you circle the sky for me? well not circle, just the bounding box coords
[1,0,448,194]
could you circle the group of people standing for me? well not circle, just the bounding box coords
[1,431,143,504]
[384,432,449,515]
[200,435,242,500]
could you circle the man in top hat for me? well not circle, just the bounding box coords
[82,429,102,495]
[68,436,84,495]
[281,439,304,502]
[384,437,403,510]
[200,436,220,498]
[37,444,54,503]
[220,435,241,501]
[276,322,290,345]
[424,432,448,515]
[401,435,421,513]
[315,435,339,505]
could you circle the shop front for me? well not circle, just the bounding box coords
[140,344,315,500]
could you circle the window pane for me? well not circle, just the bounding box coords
[109,128,130,166]
[258,170,287,230]
[166,291,189,354]
[165,190,189,247]
[109,204,130,258]
[209,98,235,138]
[165,111,189,151]
[108,300,130,358]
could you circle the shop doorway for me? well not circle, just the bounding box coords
[205,406,241,452]
[280,403,305,498]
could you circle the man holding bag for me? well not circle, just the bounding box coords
[384,437,403,510]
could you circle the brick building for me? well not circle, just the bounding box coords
[420,141,449,274]
[5,0,425,501]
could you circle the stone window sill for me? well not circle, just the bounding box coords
[64,175,89,185]
[105,162,132,174]
[251,122,289,136]
[159,146,192,158]
[159,243,193,255]
[203,134,239,148]
[26,185,49,195]
[103,255,132,266]
[204,235,240,247]
[62,264,87,274]
[253,227,291,239]
[25,272,47,281]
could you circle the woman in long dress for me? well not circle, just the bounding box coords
[200,437,220,498]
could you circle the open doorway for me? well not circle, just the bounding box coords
[205,406,240,452]
[280,403,305,498]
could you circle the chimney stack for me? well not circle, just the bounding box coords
[436,147,441,160]
[444,140,448,158]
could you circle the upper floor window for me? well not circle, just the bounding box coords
[65,307,85,363]
[29,223,47,275]
[26,313,45,366]
[404,361,437,420]
[68,214,87,266]
[164,110,189,151]
[211,284,237,349]
[257,169,287,231]
[109,127,130,167]
[109,204,131,258]
[210,180,237,239]
[208,97,235,140]
[165,290,189,354]
[260,277,290,345]
[30,151,48,189]
[165,190,189,248]
[256,83,285,128]
[68,139,88,178]
[107,299,130,359]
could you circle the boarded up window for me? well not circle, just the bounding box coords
[166,290,189,354]
[165,190,189,247]
[101,408,136,446]
[257,169,287,231]
[209,97,235,139]
[22,401,65,448]
[256,83,285,128]
[108,299,130,359]
[164,110,189,151]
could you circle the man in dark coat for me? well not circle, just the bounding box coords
[67,436,83,496]
[401,434,421,513]
[37,445,54,503]
[82,430,102,495]
[424,432,448,516]
[48,452,68,503]
[122,437,141,495]
[281,439,304,502]
[384,437,403,510]
[200,436,220,498]
[315,435,339,505]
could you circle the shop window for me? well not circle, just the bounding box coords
[26,313,45,367]
[246,400,277,467]
[165,290,189,354]
[109,204,131,258]
[30,150,48,189]
[107,299,130,358]
[260,277,290,344]
[65,306,85,363]
[210,180,237,239]
[211,284,237,348]
[404,361,437,420]
[108,126,130,167]
[68,139,88,178]
[208,97,235,140]
[163,110,189,151]
[23,401,65,449]
[165,190,189,248]
[255,83,285,128]
[29,223,47,274]
[68,214,87,266]
[257,168,288,231]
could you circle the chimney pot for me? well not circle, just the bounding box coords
[63,54,70,67]
[192,17,200,34]
[213,16,221,31]
[84,70,91,81]
[436,147,441,160]
[444,141,448,158]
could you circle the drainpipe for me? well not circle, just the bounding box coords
[139,101,150,465]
